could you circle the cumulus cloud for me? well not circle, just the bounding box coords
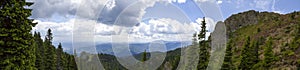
[32,18,117,43]
[107,0,172,27]
[29,0,118,21]
[32,17,216,43]
[130,18,193,36]
[30,0,172,27]
[29,0,78,19]
[127,17,216,42]
[30,0,218,44]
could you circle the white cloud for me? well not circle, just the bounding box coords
[105,0,116,10]
[217,0,223,4]
[32,17,216,44]
[253,0,272,10]
[30,0,172,27]
[177,0,187,3]
[126,17,216,43]
[30,0,218,44]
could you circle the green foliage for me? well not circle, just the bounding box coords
[0,0,37,69]
[141,50,147,62]
[0,0,77,69]
[56,43,67,70]
[197,17,210,70]
[34,32,45,70]
[263,37,275,68]
[238,36,259,69]
[198,17,206,40]
[223,10,300,69]
[221,39,233,70]
[290,21,300,51]
[44,29,57,70]
[33,30,77,70]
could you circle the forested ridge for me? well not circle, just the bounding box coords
[221,10,300,70]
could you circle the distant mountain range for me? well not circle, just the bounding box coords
[63,41,191,56]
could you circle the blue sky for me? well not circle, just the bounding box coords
[28,0,300,51]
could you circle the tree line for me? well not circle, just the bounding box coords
[33,29,78,70]
[0,1,77,70]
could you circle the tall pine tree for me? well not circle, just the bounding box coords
[197,17,209,69]
[0,0,37,69]
[221,39,233,70]
[44,29,57,70]
[56,43,66,70]
[68,54,78,70]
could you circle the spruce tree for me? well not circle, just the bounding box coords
[142,50,147,62]
[56,43,66,70]
[221,39,233,70]
[69,49,78,70]
[239,36,258,69]
[44,29,57,70]
[34,32,45,70]
[69,55,78,70]
[0,0,37,69]
[197,17,209,69]
[263,37,274,68]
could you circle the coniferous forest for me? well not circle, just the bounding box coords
[1,0,300,70]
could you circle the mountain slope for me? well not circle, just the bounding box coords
[224,10,300,69]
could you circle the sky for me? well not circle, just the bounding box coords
[27,0,300,51]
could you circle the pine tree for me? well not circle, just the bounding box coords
[142,50,147,62]
[221,39,233,70]
[0,0,37,69]
[44,29,57,70]
[34,32,45,70]
[239,36,258,69]
[263,37,274,68]
[69,49,78,70]
[198,17,206,41]
[69,55,78,70]
[197,17,209,69]
[57,43,66,70]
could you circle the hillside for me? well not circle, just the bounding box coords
[223,10,300,69]
[73,10,300,70]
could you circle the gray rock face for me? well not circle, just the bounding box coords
[211,21,227,50]
[207,21,227,70]
[224,10,259,33]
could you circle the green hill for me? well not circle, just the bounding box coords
[223,10,300,69]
